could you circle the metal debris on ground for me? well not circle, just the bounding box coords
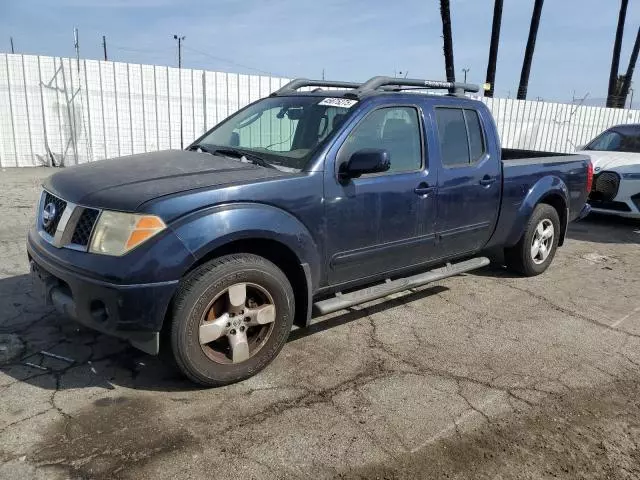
[23,362,48,371]
[40,350,75,363]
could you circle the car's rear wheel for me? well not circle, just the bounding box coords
[170,253,295,386]
[505,203,560,276]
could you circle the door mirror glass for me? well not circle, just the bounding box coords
[339,148,390,180]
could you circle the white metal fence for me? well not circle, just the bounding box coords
[2,53,640,168]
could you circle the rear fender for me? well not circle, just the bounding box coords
[170,202,322,290]
[505,176,569,247]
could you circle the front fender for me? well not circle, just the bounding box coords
[170,202,322,289]
[505,175,569,246]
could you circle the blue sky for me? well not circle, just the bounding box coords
[2,0,639,102]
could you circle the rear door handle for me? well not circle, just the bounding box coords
[479,176,496,187]
[414,183,435,196]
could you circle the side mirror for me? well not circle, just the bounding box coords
[339,149,390,181]
[230,132,240,147]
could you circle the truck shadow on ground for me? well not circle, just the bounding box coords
[0,273,447,393]
[567,214,640,244]
[471,214,639,281]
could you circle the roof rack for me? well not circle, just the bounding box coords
[270,75,480,98]
[354,76,479,96]
[271,79,361,96]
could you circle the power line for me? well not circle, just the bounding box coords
[182,45,286,77]
[109,43,172,54]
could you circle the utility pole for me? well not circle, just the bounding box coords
[173,34,185,68]
[9,36,14,53]
[173,34,186,149]
[322,68,325,80]
[102,35,108,61]
[462,68,470,83]
[73,28,80,72]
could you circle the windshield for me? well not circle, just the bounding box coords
[585,129,640,153]
[194,96,357,171]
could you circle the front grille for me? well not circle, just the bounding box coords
[631,193,640,212]
[41,192,67,236]
[70,208,100,246]
[591,171,620,201]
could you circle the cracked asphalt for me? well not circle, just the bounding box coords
[1,167,640,479]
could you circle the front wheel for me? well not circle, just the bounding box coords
[170,254,295,386]
[504,204,560,276]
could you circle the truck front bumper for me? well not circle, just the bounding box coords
[28,233,180,355]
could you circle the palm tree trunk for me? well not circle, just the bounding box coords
[485,0,504,97]
[439,0,456,83]
[607,0,629,107]
[617,27,640,108]
[517,0,544,100]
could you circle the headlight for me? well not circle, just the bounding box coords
[622,172,640,180]
[89,211,166,256]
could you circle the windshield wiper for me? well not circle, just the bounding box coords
[187,143,218,155]
[212,148,276,169]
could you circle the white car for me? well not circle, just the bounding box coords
[577,124,640,219]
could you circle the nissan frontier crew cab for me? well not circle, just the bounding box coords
[29,76,593,386]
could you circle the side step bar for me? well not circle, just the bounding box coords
[313,257,490,315]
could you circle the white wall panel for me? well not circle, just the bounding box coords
[4,52,640,167]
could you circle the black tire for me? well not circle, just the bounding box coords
[504,204,561,277]
[170,253,295,387]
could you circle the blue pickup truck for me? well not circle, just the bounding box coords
[28,76,592,386]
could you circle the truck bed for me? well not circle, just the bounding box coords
[486,148,591,250]
[502,148,580,163]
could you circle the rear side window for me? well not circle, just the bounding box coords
[465,110,485,161]
[435,108,486,167]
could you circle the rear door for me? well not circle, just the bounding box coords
[432,106,501,258]
[323,102,437,287]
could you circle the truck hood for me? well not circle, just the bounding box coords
[577,150,640,171]
[44,150,290,211]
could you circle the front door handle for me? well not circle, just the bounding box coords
[479,175,496,187]
[414,183,435,196]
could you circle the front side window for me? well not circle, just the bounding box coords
[338,106,422,174]
[196,96,356,172]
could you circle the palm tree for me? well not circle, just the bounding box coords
[439,0,455,83]
[618,27,640,108]
[607,0,629,107]
[517,0,544,100]
[485,0,504,97]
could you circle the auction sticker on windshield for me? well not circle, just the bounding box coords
[317,98,358,108]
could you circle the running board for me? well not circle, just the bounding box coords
[313,257,490,315]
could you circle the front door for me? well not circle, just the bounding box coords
[324,104,437,287]
[432,106,501,258]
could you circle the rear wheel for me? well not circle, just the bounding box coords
[505,204,560,276]
[170,254,295,386]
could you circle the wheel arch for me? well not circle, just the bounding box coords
[167,202,322,326]
[505,175,569,247]
[184,237,312,329]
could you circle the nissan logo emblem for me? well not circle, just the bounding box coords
[42,202,57,228]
